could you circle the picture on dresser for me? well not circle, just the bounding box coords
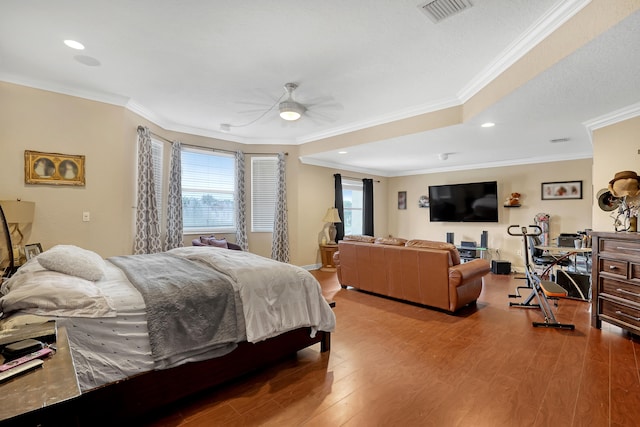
[25,150,85,186]
[24,243,43,260]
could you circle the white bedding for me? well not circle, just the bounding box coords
[0,248,336,392]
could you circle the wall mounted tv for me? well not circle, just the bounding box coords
[428,181,498,222]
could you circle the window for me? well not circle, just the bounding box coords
[181,148,235,232]
[150,139,163,225]
[251,157,278,232]
[342,179,363,235]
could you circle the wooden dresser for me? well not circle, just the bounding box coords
[591,231,640,334]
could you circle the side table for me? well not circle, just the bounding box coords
[0,326,80,426]
[319,244,339,272]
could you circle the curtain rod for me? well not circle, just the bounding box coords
[139,126,288,156]
[343,175,381,183]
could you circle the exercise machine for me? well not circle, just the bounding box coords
[507,225,575,330]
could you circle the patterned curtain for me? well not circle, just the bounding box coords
[271,153,289,262]
[164,141,183,250]
[134,126,162,254]
[234,150,248,251]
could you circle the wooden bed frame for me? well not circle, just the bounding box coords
[74,327,330,424]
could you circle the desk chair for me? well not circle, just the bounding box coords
[527,235,571,279]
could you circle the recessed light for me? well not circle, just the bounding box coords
[481,122,495,128]
[338,151,348,154]
[64,40,85,50]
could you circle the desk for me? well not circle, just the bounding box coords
[535,245,592,274]
[319,244,339,271]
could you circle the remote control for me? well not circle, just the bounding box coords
[0,347,53,372]
[0,359,43,383]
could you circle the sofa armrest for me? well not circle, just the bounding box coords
[448,259,490,288]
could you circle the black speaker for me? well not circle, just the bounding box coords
[446,232,454,244]
[480,231,488,249]
[491,260,511,275]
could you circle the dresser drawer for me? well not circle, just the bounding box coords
[601,239,640,257]
[630,263,640,281]
[599,258,628,279]
[600,277,640,304]
[600,299,640,330]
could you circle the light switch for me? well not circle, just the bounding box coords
[82,211,90,222]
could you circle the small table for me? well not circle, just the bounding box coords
[0,326,80,425]
[319,244,339,271]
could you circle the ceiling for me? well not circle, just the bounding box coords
[1,0,639,176]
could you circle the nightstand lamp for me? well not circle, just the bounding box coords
[322,207,342,245]
[0,199,35,266]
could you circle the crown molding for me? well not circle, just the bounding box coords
[583,101,640,132]
[298,156,394,177]
[0,73,130,106]
[457,0,592,103]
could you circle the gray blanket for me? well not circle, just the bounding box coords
[109,253,238,368]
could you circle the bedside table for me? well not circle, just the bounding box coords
[0,326,80,425]
[319,244,339,271]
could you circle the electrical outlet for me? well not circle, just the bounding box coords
[82,212,90,222]
[516,249,522,256]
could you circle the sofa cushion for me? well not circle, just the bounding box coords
[343,235,376,243]
[405,239,461,265]
[374,237,407,246]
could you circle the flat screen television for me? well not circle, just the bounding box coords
[428,181,498,222]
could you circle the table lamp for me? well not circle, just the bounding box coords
[0,200,35,264]
[322,207,342,245]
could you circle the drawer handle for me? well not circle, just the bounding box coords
[616,246,640,252]
[609,265,619,270]
[615,310,640,322]
[616,288,640,298]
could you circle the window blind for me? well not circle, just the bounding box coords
[181,147,235,231]
[251,157,278,232]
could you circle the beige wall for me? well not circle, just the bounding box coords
[5,81,637,271]
[387,159,593,270]
[591,115,640,231]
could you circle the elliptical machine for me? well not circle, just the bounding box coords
[507,225,575,330]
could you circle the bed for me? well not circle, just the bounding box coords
[0,245,336,424]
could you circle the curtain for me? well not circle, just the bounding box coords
[133,126,162,254]
[363,178,374,236]
[334,174,345,241]
[164,141,183,250]
[234,150,248,251]
[271,153,289,262]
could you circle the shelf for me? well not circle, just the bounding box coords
[503,204,521,208]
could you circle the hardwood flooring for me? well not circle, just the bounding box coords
[143,271,640,426]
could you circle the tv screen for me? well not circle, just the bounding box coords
[428,181,498,222]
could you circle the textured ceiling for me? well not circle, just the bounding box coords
[1,0,639,176]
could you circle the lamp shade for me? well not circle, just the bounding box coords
[0,200,35,224]
[322,207,342,223]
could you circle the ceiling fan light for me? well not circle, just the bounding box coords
[279,101,304,121]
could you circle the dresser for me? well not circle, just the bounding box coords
[591,231,640,334]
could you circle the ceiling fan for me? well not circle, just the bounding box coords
[220,83,341,132]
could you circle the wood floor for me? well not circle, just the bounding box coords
[143,271,640,427]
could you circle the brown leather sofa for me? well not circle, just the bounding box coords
[334,236,490,312]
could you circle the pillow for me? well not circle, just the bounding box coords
[204,237,229,249]
[0,270,115,318]
[374,237,407,246]
[37,245,106,281]
[343,235,376,243]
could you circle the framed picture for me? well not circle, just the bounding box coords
[541,181,582,200]
[398,191,407,210]
[418,195,429,208]
[25,150,85,186]
[24,243,43,260]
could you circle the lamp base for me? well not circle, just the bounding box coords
[328,223,337,245]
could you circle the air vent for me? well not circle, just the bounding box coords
[418,0,473,23]
[550,138,570,143]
